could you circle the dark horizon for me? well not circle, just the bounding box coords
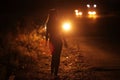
[0,0,119,14]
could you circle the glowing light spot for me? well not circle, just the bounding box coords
[94,4,97,8]
[62,22,71,32]
[66,57,69,59]
[75,10,78,13]
[87,4,90,8]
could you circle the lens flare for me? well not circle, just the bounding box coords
[62,22,71,31]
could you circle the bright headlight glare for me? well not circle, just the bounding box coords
[88,11,96,15]
[62,22,71,31]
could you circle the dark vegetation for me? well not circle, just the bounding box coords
[0,11,50,79]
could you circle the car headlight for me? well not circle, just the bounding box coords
[62,22,71,32]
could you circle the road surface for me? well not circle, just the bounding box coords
[59,36,120,80]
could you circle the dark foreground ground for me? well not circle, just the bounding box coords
[0,12,120,80]
[1,34,120,80]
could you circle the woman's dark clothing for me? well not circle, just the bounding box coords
[46,11,63,76]
[50,35,63,76]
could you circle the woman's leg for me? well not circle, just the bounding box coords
[54,43,62,76]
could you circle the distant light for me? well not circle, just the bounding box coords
[75,12,82,16]
[78,12,82,15]
[88,11,96,15]
[94,4,97,8]
[88,15,97,19]
[75,10,78,13]
[87,4,90,8]
[88,11,92,15]
[66,57,69,59]
[75,9,83,16]
[75,12,79,16]
[88,11,97,19]
[92,11,96,15]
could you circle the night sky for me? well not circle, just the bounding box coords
[0,0,119,27]
[0,0,119,14]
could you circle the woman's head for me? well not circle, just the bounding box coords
[49,9,57,18]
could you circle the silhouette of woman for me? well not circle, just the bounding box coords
[45,9,67,78]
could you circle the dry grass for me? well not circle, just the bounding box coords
[1,15,118,80]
